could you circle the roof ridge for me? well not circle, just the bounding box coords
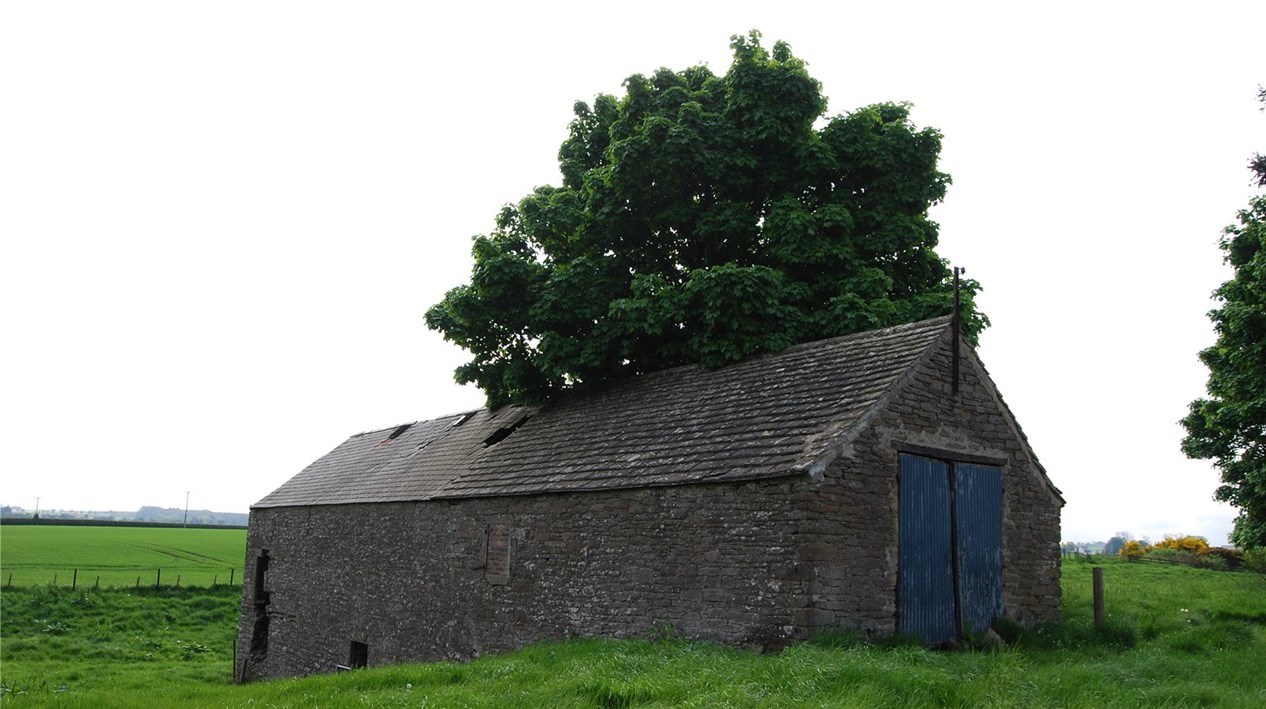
[547,316,955,395]
[254,316,960,508]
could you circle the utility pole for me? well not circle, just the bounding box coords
[34,496,40,519]
[183,491,191,527]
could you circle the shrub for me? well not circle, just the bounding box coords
[1244,548,1266,573]
[1150,535,1210,555]
[1148,548,1203,566]
[1142,540,1241,571]
[1119,540,1147,559]
[1200,554,1229,571]
[1202,547,1241,570]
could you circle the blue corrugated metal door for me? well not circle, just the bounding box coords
[898,454,956,644]
[955,464,1003,634]
[899,455,1004,643]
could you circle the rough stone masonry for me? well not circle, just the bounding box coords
[236,318,1061,681]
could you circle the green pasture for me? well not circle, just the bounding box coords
[0,525,247,588]
[1,555,1264,707]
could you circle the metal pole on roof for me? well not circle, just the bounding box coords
[952,267,964,395]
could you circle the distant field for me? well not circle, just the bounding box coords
[0,525,247,588]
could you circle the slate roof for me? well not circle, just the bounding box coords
[253,317,953,508]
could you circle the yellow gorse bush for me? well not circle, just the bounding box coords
[1119,540,1147,559]
[1150,535,1210,555]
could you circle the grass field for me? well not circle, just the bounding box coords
[2,553,1264,707]
[0,525,247,588]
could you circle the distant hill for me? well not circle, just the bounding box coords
[0,505,248,527]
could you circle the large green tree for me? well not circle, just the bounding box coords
[1182,88,1266,550]
[427,32,984,407]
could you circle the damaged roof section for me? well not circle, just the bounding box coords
[253,317,953,508]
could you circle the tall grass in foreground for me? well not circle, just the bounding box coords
[2,557,1263,707]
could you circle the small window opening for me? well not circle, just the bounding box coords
[482,416,532,447]
[253,551,270,605]
[349,641,368,669]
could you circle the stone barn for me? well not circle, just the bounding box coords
[236,317,1062,681]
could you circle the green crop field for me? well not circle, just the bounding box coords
[1,555,1264,707]
[0,525,247,589]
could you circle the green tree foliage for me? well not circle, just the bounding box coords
[1251,87,1266,188]
[1182,89,1266,550]
[427,32,985,406]
[1104,536,1127,556]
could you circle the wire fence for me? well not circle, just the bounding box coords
[3,567,240,590]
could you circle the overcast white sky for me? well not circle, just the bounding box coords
[2,2,1262,545]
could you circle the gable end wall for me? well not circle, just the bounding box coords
[804,337,1061,635]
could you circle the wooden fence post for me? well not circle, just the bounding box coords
[1093,566,1105,631]
[229,568,235,586]
[72,569,78,591]
[53,573,57,586]
[136,576,141,589]
[156,569,161,590]
[94,576,100,590]
[176,575,181,588]
[6,573,11,588]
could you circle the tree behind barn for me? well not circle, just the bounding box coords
[427,32,986,407]
[1182,87,1266,551]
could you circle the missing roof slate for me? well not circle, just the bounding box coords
[378,423,414,446]
[482,416,533,448]
[388,424,412,440]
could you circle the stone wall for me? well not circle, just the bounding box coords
[237,476,824,681]
[236,335,1061,681]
